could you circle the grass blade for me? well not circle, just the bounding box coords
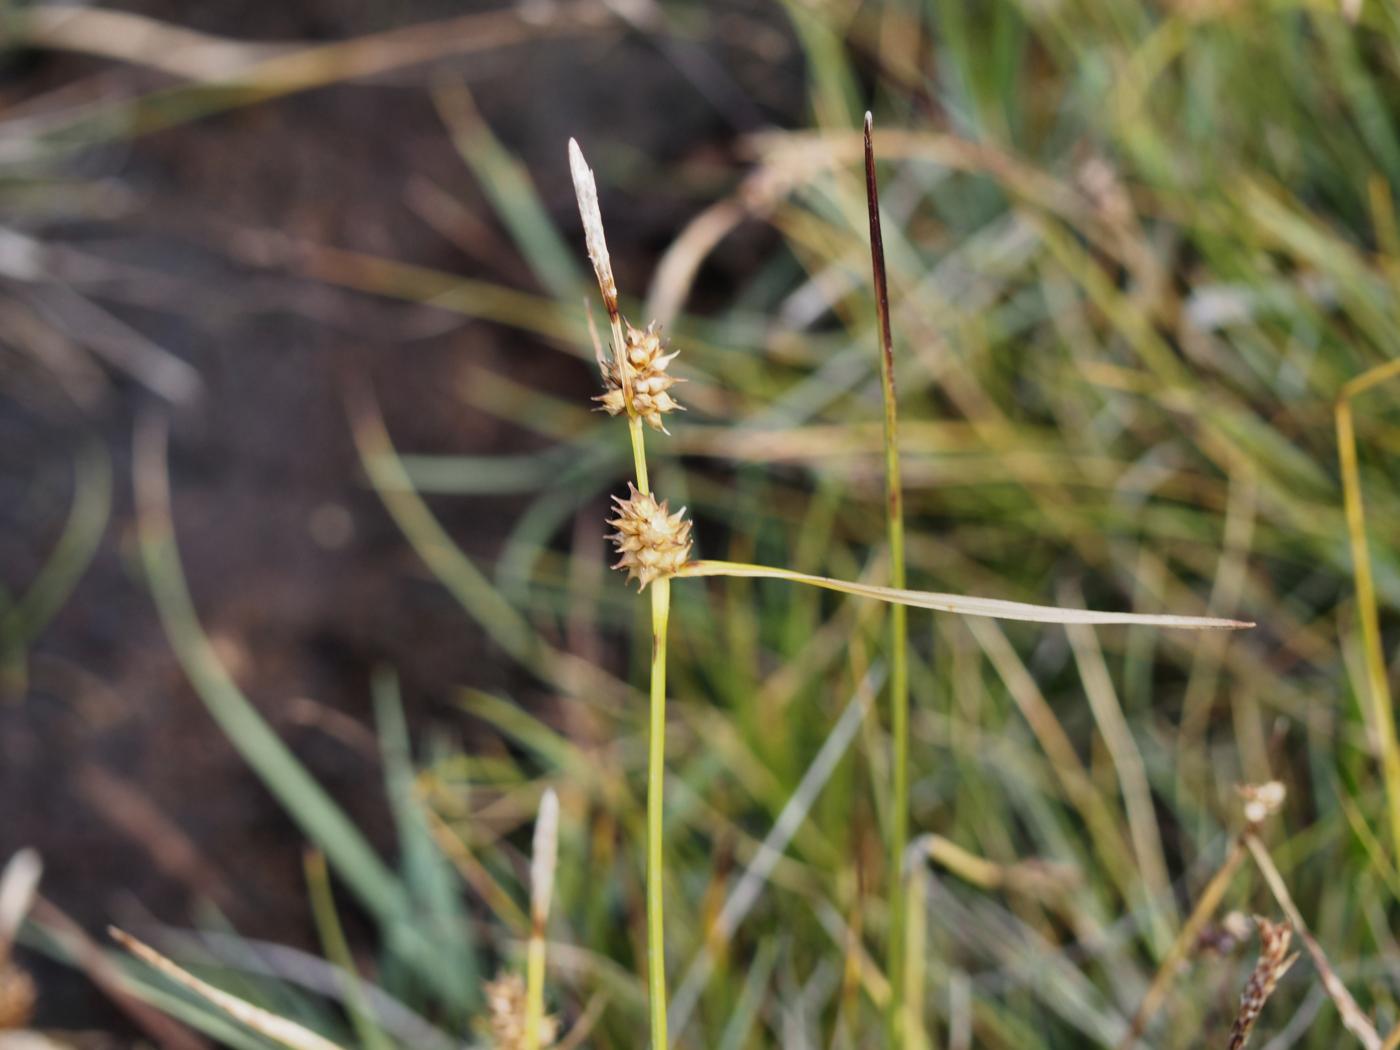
[110,928,348,1050]
[133,413,404,923]
[677,561,1253,628]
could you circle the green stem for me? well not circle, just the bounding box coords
[305,851,392,1050]
[863,112,910,1046]
[525,913,548,1050]
[648,576,672,1048]
[1336,372,1400,864]
[630,416,650,494]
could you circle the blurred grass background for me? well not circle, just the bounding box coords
[1,0,1399,1047]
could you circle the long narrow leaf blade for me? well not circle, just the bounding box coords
[111,928,348,1050]
[677,561,1253,629]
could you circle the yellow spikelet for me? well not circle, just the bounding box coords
[596,321,683,432]
[608,484,692,589]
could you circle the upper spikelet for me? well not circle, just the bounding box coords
[483,972,558,1049]
[608,484,692,589]
[596,321,683,432]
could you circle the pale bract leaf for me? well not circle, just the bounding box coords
[677,561,1253,629]
[111,928,348,1050]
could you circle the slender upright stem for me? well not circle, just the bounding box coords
[647,576,672,1048]
[630,416,650,495]
[1336,371,1400,862]
[570,135,670,1046]
[524,919,548,1050]
[864,111,911,1047]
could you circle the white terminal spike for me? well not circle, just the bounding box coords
[568,139,617,312]
[530,788,560,926]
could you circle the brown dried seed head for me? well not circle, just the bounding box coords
[596,321,683,432]
[1227,917,1298,1050]
[483,972,558,1049]
[608,483,693,589]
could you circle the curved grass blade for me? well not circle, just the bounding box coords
[110,928,348,1050]
[677,561,1252,629]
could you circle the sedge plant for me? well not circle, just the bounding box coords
[568,131,1252,1048]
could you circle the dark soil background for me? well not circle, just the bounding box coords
[0,0,802,1033]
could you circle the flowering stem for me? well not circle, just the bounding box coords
[570,135,671,1047]
[647,575,671,1048]
[863,112,910,1046]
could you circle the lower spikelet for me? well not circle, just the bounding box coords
[608,483,692,589]
[484,972,557,1049]
[0,964,36,1030]
[596,321,683,432]
[1227,917,1297,1050]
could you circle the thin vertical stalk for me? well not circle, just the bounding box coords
[1335,358,1400,863]
[648,576,672,1049]
[864,112,911,1046]
[305,852,391,1050]
[630,416,650,494]
[570,136,670,1046]
[524,916,548,1049]
[904,865,930,1050]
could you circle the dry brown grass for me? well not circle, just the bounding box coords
[1226,917,1297,1050]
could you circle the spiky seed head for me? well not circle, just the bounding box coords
[483,972,558,1049]
[596,321,683,432]
[608,483,692,589]
[1227,917,1298,1050]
